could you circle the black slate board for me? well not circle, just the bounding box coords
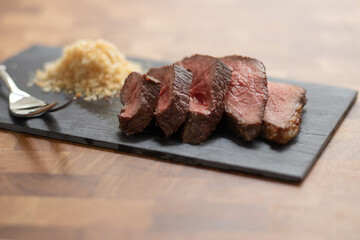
[0,45,357,182]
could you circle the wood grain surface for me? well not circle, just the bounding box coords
[0,0,359,239]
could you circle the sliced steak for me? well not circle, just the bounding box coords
[147,65,192,136]
[177,54,232,144]
[221,55,268,141]
[118,72,161,135]
[261,82,307,144]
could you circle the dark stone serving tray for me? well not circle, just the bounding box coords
[0,45,357,182]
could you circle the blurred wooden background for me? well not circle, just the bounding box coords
[0,0,359,239]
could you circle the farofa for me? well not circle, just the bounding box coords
[33,39,141,101]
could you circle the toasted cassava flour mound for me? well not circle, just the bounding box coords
[33,39,142,101]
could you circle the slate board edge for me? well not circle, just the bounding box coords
[300,90,357,180]
[0,120,303,182]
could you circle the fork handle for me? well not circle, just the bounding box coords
[0,65,22,94]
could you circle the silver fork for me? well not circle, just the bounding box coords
[0,64,75,117]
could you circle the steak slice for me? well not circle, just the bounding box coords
[177,54,232,144]
[118,72,161,135]
[261,82,307,144]
[221,55,268,141]
[147,65,192,136]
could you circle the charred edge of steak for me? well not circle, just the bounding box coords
[260,86,307,144]
[118,72,161,135]
[221,55,268,141]
[223,55,267,72]
[181,112,217,144]
[181,59,232,144]
[226,115,262,141]
[152,65,192,136]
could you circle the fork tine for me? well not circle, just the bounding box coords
[15,103,49,110]
[10,95,48,110]
[48,97,77,113]
[11,102,58,117]
[24,102,58,117]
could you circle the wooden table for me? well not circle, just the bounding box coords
[0,0,359,239]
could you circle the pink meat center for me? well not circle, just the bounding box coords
[156,85,170,112]
[120,77,141,118]
[226,63,265,123]
[189,68,211,113]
